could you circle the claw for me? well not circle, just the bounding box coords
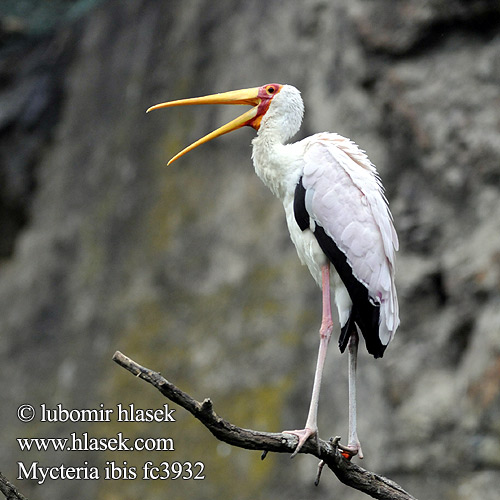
[282,428,318,457]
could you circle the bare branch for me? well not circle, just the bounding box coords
[0,470,29,500]
[112,351,417,500]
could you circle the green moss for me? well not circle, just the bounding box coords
[146,139,206,255]
[99,272,298,498]
[96,150,305,497]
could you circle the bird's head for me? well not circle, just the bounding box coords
[147,83,303,164]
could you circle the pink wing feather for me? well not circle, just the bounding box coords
[301,133,399,345]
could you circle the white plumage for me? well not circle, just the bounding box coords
[251,86,399,351]
[148,82,400,458]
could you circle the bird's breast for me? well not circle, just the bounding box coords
[251,138,306,201]
[283,194,326,287]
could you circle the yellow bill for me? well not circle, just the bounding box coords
[147,87,263,165]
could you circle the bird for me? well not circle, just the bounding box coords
[147,83,399,458]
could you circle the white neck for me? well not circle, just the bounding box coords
[250,85,305,200]
[251,132,304,201]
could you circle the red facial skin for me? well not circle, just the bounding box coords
[247,84,283,130]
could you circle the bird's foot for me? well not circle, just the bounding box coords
[315,436,339,486]
[338,441,364,460]
[282,427,318,458]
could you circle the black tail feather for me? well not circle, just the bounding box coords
[338,309,356,353]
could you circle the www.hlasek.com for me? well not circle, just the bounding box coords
[16,403,205,484]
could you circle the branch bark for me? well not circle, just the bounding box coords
[0,470,29,500]
[112,350,417,500]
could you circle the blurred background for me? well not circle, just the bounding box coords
[1,0,500,498]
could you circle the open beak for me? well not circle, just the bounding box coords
[147,87,261,165]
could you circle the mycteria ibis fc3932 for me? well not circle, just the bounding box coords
[147,84,399,458]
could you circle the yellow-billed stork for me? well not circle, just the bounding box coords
[147,84,399,458]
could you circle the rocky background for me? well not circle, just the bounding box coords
[1,0,500,499]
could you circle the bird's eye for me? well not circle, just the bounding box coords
[267,86,275,95]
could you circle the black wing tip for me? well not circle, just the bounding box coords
[338,322,387,358]
[339,337,386,358]
[365,337,387,358]
[370,346,386,359]
[338,338,348,354]
[338,312,355,353]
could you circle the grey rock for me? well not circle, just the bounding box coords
[1,0,500,498]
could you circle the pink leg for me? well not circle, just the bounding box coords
[283,263,334,457]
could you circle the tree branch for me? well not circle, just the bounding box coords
[112,350,417,500]
[0,470,29,500]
